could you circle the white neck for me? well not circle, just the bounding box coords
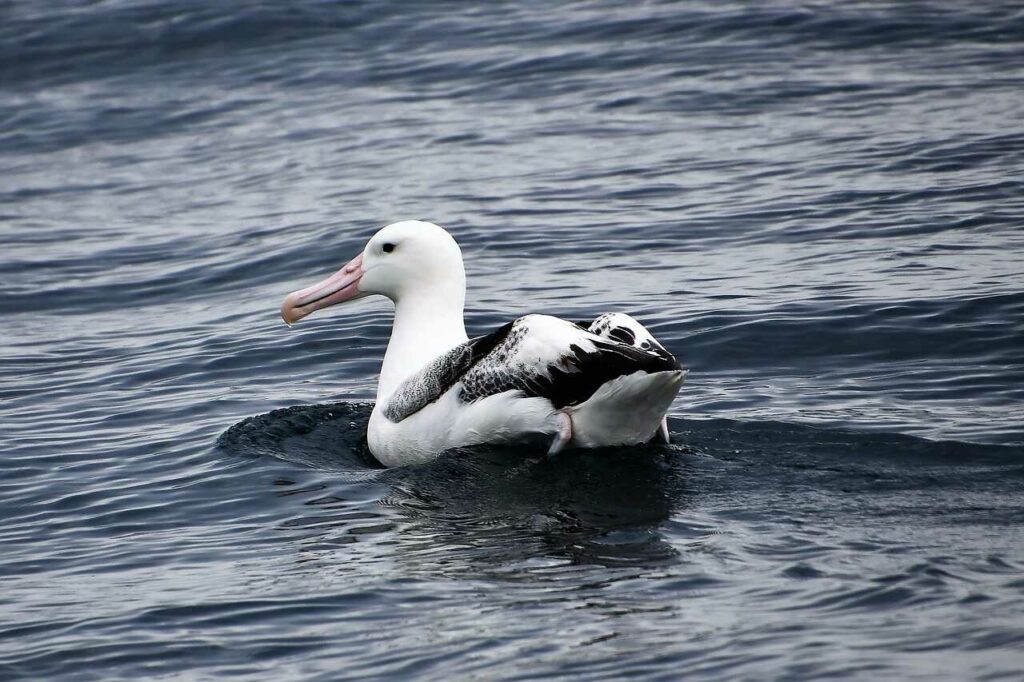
[376,280,468,403]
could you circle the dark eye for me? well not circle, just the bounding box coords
[382,243,395,253]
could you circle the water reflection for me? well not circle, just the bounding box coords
[380,444,692,573]
[219,402,696,574]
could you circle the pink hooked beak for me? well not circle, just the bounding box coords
[280,253,364,324]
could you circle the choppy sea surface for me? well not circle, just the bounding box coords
[2,1,1023,679]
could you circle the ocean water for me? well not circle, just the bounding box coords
[2,1,1023,679]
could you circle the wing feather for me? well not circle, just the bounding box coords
[381,321,513,422]
[383,315,680,423]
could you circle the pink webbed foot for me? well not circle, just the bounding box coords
[548,411,573,455]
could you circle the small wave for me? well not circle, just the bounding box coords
[217,401,381,473]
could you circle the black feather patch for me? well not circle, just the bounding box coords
[496,338,680,410]
[606,326,636,346]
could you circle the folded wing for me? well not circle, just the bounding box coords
[383,314,680,423]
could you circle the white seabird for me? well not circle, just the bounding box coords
[281,220,685,467]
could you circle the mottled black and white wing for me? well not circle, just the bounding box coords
[583,312,673,359]
[460,314,680,409]
[578,312,680,443]
[381,321,513,422]
[382,314,681,423]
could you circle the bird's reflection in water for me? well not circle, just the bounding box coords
[377,443,693,575]
[220,402,695,576]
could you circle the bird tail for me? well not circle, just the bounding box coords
[568,369,685,448]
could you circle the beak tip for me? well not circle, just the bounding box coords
[279,252,364,326]
[280,294,301,325]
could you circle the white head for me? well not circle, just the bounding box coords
[281,220,466,324]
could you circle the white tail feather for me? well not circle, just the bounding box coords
[569,369,686,448]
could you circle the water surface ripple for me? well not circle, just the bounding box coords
[2,1,1023,680]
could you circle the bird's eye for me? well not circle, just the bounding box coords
[382,243,395,254]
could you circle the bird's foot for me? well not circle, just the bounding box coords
[548,411,573,455]
[658,416,670,444]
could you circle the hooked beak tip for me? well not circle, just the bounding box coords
[279,252,364,326]
[280,294,304,325]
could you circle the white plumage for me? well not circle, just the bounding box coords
[281,221,685,467]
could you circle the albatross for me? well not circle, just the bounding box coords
[281,220,685,467]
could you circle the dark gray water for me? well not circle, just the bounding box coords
[2,1,1023,679]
